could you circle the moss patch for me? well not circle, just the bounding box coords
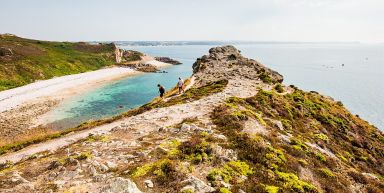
[207,160,253,185]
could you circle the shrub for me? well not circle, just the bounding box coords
[74,152,92,160]
[276,171,318,192]
[274,84,284,93]
[179,136,212,164]
[260,72,273,84]
[315,152,327,162]
[318,168,336,178]
[313,133,329,142]
[265,185,280,193]
[207,160,253,185]
[219,187,232,193]
[298,159,308,166]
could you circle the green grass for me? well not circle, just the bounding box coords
[210,87,384,192]
[0,35,117,91]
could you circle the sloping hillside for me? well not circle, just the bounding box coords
[0,46,383,193]
[0,34,118,91]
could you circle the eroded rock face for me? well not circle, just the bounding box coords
[192,45,283,87]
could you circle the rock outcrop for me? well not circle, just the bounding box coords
[192,45,283,87]
[155,57,182,65]
[114,47,123,63]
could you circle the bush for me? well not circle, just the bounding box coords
[207,160,253,185]
[179,136,212,164]
[318,168,335,178]
[274,84,284,93]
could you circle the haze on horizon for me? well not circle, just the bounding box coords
[1,0,383,43]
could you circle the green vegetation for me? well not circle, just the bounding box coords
[0,35,118,91]
[179,136,213,164]
[207,160,253,185]
[298,159,308,166]
[210,87,384,192]
[259,72,273,84]
[274,83,284,93]
[313,133,329,142]
[84,134,110,142]
[219,187,232,193]
[290,138,308,151]
[181,189,195,193]
[131,159,183,186]
[265,185,279,193]
[314,152,327,162]
[123,50,143,61]
[318,168,335,178]
[276,171,318,192]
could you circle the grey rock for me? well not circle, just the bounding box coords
[181,175,215,193]
[362,173,379,181]
[53,180,66,189]
[181,123,191,132]
[100,177,143,193]
[212,134,227,141]
[89,166,98,176]
[106,161,117,169]
[144,179,154,188]
[99,163,109,172]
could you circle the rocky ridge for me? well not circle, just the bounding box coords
[0,46,383,193]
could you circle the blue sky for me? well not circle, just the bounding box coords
[1,0,383,42]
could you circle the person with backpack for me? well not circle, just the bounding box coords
[177,77,184,94]
[158,84,165,98]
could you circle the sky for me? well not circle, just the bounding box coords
[1,0,383,42]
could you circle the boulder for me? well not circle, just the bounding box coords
[100,177,143,193]
[106,161,117,169]
[144,179,154,188]
[180,123,191,132]
[0,47,13,56]
[181,176,215,193]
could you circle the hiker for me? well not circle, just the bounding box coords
[178,77,184,94]
[158,84,165,98]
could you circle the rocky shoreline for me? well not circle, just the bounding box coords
[155,57,182,65]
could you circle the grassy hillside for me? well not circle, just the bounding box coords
[0,34,117,91]
[210,87,384,192]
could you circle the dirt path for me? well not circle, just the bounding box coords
[0,77,265,164]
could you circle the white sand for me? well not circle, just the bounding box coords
[0,67,139,113]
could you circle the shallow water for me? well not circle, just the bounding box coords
[48,43,383,130]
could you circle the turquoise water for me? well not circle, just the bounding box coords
[49,43,383,130]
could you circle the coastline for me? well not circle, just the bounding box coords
[0,60,171,144]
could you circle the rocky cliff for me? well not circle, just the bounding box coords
[0,46,383,193]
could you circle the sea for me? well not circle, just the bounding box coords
[47,42,384,130]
